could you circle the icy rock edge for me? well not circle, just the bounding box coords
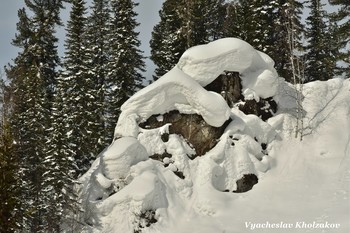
[78,38,279,233]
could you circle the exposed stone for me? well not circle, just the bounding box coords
[233,174,258,193]
[204,71,242,107]
[149,151,172,161]
[238,97,277,121]
[160,133,169,142]
[134,210,157,233]
[204,71,277,121]
[139,72,267,194]
[139,110,232,157]
[173,170,185,180]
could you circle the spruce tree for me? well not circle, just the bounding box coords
[179,0,226,48]
[223,2,242,39]
[305,0,336,82]
[106,0,145,140]
[270,0,304,81]
[44,71,78,232]
[84,0,110,158]
[328,0,349,76]
[229,0,259,45]
[6,0,64,231]
[150,0,226,80]
[61,0,93,178]
[224,0,304,82]
[0,79,22,232]
[150,0,186,80]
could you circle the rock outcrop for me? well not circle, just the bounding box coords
[139,111,231,157]
[139,71,274,193]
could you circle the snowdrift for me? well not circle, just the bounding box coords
[77,38,350,233]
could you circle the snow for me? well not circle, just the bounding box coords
[77,37,350,233]
[177,38,279,101]
[114,67,231,138]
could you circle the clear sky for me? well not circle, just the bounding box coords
[0,0,164,79]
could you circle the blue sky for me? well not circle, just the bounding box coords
[0,0,163,79]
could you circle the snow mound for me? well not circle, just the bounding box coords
[177,38,279,101]
[101,137,148,179]
[77,36,350,233]
[115,67,231,138]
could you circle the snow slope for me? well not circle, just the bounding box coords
[77,38,350,233]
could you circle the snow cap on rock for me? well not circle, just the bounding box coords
[177,37,279,101]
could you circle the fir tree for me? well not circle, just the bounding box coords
[305,0,336,82]
[83,0,110,157]
[61,0,93,178]
[106,0,145,140]
[179,0,226,48]
[44,71,78,232]
[6,0,64,231]
[150,0,186,80]
[223,1,241,39]
[225,0,304,82]
[150,0,226,80]
[270,0,304,81]
[0,79,22,232]
[328,0,349,76]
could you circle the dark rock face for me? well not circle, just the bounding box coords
[204,71,242,107]
[204,71,277,121]
[149,152,172,165]
[238,97,277,121]
[140,110,232,157]
[233,174,259,193]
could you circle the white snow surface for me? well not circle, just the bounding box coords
[177,38,279,101]
[77,38,350,233]
[114,67,231,138]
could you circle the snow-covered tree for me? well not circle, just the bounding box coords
[106,0,145,140]
[61,0,94,178]
[179,0,226,48]
[5,0,64,231]
[224,0,304,82]
[305,0,336,82]
[0,78,22,232]
[328,0,349,76]
[82,0,111,168]
[151,0,226,80]
[150,0,186,80]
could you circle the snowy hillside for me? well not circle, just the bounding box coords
[76,38,350,233]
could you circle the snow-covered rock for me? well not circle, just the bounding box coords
[177,38,279,101]
[76,37,350,233]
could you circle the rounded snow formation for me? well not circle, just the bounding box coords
[177,37,279,101]
[101,137,148,179]
[115,67,231,138]
[115,38,279,138]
